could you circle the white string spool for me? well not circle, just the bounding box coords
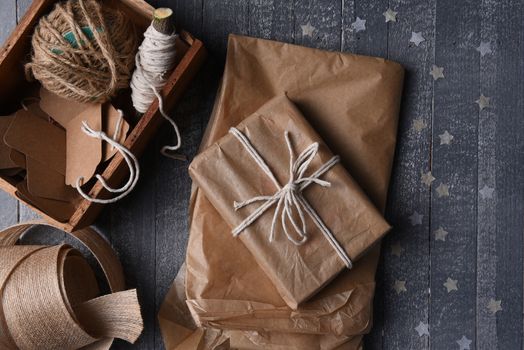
[130,9,183,160]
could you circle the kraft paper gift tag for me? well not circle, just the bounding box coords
[39,87,94,127]
[177,34,403,338]
[26,157,78,202]
[4,109,66,175]
[189,96,391,309]
[0,116,18,170]
[16,180,75,222]
[9,150,25,168]
[65,104,103,186]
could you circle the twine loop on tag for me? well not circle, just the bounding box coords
[75,111,140,204]
[229,127,353,269]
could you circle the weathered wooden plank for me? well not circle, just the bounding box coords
[430,0,479,348]
[293,0,341,50]
[16,0,32,20]
[340,1,389,348]
[342,1,387,57]
[476,1,524,349]
[475,1,498,348]
[1,1,16,43]
[109,145,157,349]
[152,82,207,350]
[0,0,19,231]
[151,1,206,349]
[249,0,294,43]
[379,0,435,349]
[202,0,248,65]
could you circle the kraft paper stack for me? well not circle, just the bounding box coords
[159,34,404,349]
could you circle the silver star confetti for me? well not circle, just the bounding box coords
[439,130,454,145]
[410,31,425,46]
[300,22,315,37]
[479,184,495,199]
[476,94,490,110]
[476,41,492,57]
[351,17,366,32]
[412,118,427,133]
[487,298,502,314]
[430,65,444,80]
[444,277,458,292]
[436,183,450,197]
[414,322,429,337]
[409,211,423,226]
[434,227,449,241]
[421,171,435,187]
[383,8,397,23]
[456,335,472,350]
[391,242,404,257]
[393,279,407,294]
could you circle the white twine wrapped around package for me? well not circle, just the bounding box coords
[230,127,353,269]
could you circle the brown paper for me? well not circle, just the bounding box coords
[180,34,404,337]
[26,157,78,202]
[159,265,363,350]
[189,96,391,309]
[4,109,66,175]
[65,104,103,186]
[9,150,26,169]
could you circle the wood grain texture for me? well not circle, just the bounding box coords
[293,0,341,50]
[477,1,524,349]
[430,0,479,348]
[109,147,157,349]
[341,1,389,348]
[3,0,524,349]
[378,0,435,349]
[0,0,19,230]
[249,0,294,43]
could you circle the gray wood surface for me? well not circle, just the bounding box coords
[2,0,523,349]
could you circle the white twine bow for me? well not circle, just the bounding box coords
[229,127,353,269]
[75,113,140,204]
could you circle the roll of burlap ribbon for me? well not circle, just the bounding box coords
[0,221,143,349]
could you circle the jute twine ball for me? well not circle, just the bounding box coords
[26,0,138,103]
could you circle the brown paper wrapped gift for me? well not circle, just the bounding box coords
[189,96,391,309]
[159,34,404,348]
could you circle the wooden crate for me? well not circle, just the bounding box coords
[0,0,207,232]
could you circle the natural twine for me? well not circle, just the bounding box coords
[75,117,140,204]
[26,0,137,103]
[0,222,144,350]
[131,24,183,159]
[230,128,353,269]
